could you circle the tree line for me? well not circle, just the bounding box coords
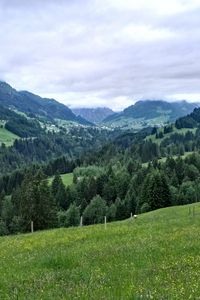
[1,151,200,235]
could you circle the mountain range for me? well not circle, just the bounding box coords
[0,81,200,131]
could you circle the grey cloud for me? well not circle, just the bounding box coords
[0,0,200,109]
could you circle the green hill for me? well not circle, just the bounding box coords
[0,203,200,299]
[103,100,199,129]
[0,126,19,146]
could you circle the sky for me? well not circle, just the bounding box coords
[0,0,200,111]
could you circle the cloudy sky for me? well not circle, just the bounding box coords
[0,0,200,110]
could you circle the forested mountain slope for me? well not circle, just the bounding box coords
[0,81,91,125]
[103,100,199,129]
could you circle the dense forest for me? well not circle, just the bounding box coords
[1,149,200,235]
[2,106,200,235]
[0,127,120,173]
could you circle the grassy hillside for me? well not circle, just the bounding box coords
[0,203,200,299]
[146,126,197,145]
[0,126,19,146]
[48,172,73,186]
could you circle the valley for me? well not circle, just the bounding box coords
[1,1,200,298]
[1,82,200,300]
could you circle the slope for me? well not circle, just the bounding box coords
[72,107,114,123]
[103,100,199,129]
[0,81,91,125]
[0,203,200,299]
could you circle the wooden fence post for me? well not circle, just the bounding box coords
[31,221,34,233]
[80,216,83,227]
[104,216,107,229]
[193,207,195,217]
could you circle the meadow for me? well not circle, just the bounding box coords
[0,203,200,299]
[48,173,73,187]
[146,125,197,145]
[0,126,18,146]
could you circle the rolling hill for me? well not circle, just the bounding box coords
[0,203,199,299]
[72,107,114,124]
[103,100,199,129]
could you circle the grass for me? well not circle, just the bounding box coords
[146,126,197,145]
[48,173,73,187]
[104,115,171,130]
[142,151,195,167]
[0,126,19,146]
[1,203,200,299]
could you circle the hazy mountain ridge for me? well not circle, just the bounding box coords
[0,81,91,125]
[72,107,114,124]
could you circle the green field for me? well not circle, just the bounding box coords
[0,126,19,146]
[146,126,197,145]
[1,203,200,299]
[48,173,73,186]
[142,151,195,167]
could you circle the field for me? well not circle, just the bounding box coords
[0,126,19,146]
[48,172,73,186]
[104,115,170,130]
[146,126,197,145]
[142,151,195,167]
[0,203,200,299]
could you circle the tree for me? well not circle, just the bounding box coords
[83,195,107,225]
[140,171,171,211]
[0,219,8,236]
[51,173,67,209]
[19,171,57,231]
[115,168,130,200]
[107,203,116,221]
[115,197,127,220]
[57,204,80,227]
[1,196,14,231]
[65,204,80,227]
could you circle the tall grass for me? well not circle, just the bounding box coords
[0,203,200,299]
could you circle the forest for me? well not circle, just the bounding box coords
[1,118,200,234]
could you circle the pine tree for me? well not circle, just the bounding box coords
[19,171,57,231]
[140,171,171,211]
[51,173,67,209]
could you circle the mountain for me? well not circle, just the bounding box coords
[103,100,199,129]
[0,81,91,125]
[72,107,114,124]
[0,104,43,138]
[103,100,199,130]
[175,106,200,129]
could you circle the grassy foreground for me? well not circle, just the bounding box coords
[0,204,200,299]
